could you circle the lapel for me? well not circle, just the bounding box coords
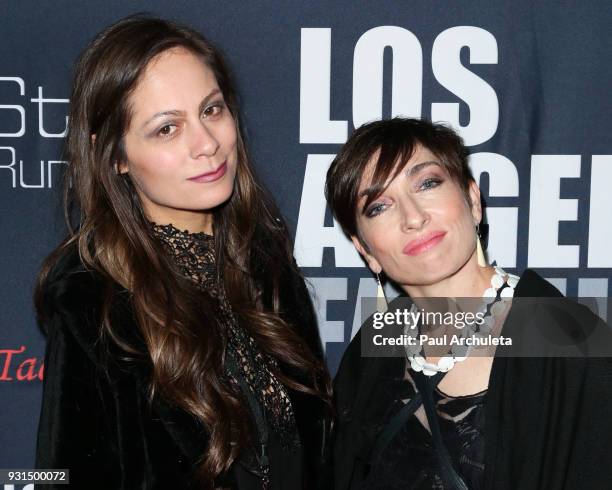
[482,269,565,490]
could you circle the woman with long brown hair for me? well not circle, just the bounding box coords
[35,15,331,490]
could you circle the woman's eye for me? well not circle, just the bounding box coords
[419,177,442,191]
[157,124,176,137]
[365,202,387,218]
[202,103,224,118]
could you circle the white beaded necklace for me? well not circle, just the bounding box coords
[404,266,519,376]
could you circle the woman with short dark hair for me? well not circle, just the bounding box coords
[35,15,331,490]
[327,117,612,490]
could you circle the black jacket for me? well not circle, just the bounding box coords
[35,242,332,490]
[333,270,612,490]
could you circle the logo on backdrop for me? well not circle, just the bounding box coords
[294,25,612,349]
[0,346,44,382]
[1,27,610,353]
[0,76,68,188]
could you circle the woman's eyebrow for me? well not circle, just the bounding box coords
[357,160,443,200]
[142,109,184,129]
[141,88,223,129]
[198,88,222,114]
[405,160,442,176]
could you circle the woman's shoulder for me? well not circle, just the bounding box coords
[515,268,599,321]
[509,268,612,357]
[38,242,132,354]
[40,242,140,370]
[40,242,107,318]
[514,268,564,298]
[334,325,403,416]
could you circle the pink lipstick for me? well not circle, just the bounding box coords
[403,231,446,256]
[187,161,227,183]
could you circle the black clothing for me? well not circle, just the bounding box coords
[149,222,300,488]
[333,270,612,490]
[360,371,486,489]
[35,227,331,490]
[151,224,299,450]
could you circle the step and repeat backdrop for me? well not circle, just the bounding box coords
[1,0,610,475]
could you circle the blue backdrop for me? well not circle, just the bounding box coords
[1,1,610,476]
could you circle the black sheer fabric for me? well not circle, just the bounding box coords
[362,365,486,489]
[150,223,301,488]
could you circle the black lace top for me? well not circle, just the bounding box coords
[362,365,486,489]
[150,223,301,487]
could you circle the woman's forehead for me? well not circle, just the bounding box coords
[358,144,443,191]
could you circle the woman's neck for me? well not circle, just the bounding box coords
[147,211,214,235]
[403,256,494,299]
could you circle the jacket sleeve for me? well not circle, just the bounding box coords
[35,312,123,490]
[563,357,612,488]
[486,295,612,490]
[35,254,199,490]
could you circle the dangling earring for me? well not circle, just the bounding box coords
[376,272,388,313]
[476,224,487,267]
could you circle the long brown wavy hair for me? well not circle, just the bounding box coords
[35,15,330,486]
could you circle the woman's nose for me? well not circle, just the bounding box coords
[399,197,429,232]
[190,121,220,158]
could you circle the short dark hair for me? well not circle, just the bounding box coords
[325,117,474,238]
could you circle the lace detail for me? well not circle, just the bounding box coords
[150,222,298,449]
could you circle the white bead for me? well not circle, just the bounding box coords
[491,274,504,289]
[484,287,497,298]
[413,355,426,367]
[422,367,438,376]
[423,361,439,371]
[438,356,454,371]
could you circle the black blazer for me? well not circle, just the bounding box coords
[35,241,332,490]
[333,270,612,490]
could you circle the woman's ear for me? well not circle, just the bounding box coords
[468,180,482,225]
[351,235,383,274]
